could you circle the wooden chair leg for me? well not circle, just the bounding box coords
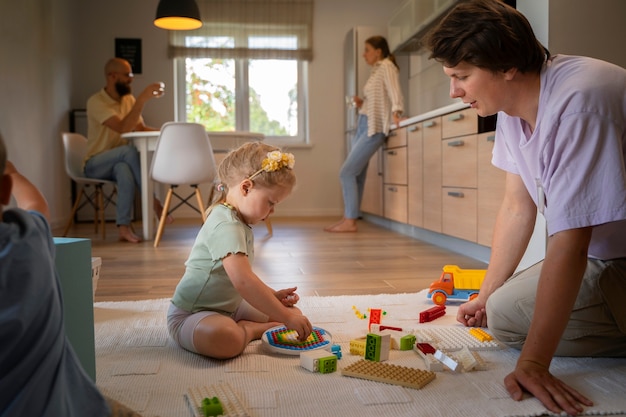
[154,187,173,248]
[97,185,106,240]
[63,188,85,237]
[194,187,206,222]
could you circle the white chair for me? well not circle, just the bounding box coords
[150,122,218,247]
[62,132,117,239]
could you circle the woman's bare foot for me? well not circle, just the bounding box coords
[153,198,174,224]
[324,218,357,233]
[118,225,142,243]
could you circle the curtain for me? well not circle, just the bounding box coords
[168,0,314,61]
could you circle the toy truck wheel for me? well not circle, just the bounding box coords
[469,293,479,301]
[431,291,447,306]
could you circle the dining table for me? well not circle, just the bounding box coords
[121,130,264,240]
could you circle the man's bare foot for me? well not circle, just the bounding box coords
[118,225,142,243]
[324,218,357,233]
[153,198,174,224]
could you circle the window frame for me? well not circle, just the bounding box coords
[174,57,309,145]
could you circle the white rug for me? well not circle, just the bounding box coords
[94,291,626,417]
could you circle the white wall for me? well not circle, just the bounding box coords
[0,0,73,227]
[68,0,402,218]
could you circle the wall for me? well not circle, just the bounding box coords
[69,0,402,219]
[0,0,72,227]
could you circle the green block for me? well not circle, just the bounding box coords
[400,334,416,351]
[53,238,96,381]
[202,396,223,417]
[365,333,381,361]
[319,356,337,374]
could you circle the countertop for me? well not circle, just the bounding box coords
[394,101,470,129]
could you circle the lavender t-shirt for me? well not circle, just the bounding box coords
[493,55,626,260]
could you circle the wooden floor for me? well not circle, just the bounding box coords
[56,216,488,302]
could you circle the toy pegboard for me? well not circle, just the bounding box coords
[261,325,332,355]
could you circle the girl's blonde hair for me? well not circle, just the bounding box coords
[209,141,296,208]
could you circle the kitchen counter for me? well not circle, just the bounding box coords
[395,101,469,129]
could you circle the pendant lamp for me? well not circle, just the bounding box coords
[154,0,202,30]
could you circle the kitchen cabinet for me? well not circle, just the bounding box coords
[477,131,506,246]
[383,127,408,223]
[407,123,423,228]
[361,150,384,217]
[422,117,442,232]
[388,0,457,53]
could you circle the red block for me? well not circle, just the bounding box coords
[419,305,446,323]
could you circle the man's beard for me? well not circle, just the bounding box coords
[115,82,132,97]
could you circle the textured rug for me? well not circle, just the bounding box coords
[94,291,626,417]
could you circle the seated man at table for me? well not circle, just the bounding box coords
[85,57,171,243]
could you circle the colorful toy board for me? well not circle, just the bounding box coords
[262,325,332,355]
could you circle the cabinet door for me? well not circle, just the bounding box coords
[361,149,383,216]
[383,146,408,185]
[384,184,408,223]
[442,134,478,188]
[407,123,423,227]
[442,187,477,242]
[442,108,478,138]
[477,132,506,246]
[422,117,442,232]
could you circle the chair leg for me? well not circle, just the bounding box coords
[265,218,273,236]
[63,188,85,237]
[154,187,173,248]
[194,187,206,222]
[96,185,106,240]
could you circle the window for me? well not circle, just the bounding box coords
[170,0,313,144]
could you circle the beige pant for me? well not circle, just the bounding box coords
[486,258,626,357]
[106,397,144,417]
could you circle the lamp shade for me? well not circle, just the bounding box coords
[154,0,202,30]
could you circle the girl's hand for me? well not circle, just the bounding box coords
[275,287,299,307]
[284,314,313,342]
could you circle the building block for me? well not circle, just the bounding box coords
[368,308,383,330]
[341,359,436,390]
[399,334,416,351]
[434,349,460,372]
[185,383,249,417]
[300,349,337,373]
[419,305,446,323]
[262,326,331,354]
[414,342,444,372]
[329,344,342,359]
[201,397,223,417]
[365,333,390,362]
[350,338,367,356]
[469,327,493,342]
[453,347,487,372]
[413,327,503,351]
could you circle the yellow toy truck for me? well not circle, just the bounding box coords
[427,265,486,306]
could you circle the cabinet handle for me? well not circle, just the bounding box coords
[486,135,496,142]
[447,140,465,147]
[409,125,419,132]
[447,191,465,198]
[423,120,436,128]
[387,150,397,155]
[448,113,464,122]
[387,186,398,192]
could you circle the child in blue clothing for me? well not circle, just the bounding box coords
[0,133,142,417]
[167,141,312,359]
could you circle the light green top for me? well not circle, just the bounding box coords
[171,204,254,314]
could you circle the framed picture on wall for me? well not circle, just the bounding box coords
[115,38,142,74]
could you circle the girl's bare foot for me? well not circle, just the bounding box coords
[324,218,357,233]
[118,225,142,243]
[238,320,282,341]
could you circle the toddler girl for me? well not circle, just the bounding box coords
[167,142,312,359]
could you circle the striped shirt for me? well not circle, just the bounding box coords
[360,58,404,136]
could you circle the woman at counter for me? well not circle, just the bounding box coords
[325,35,404,233]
